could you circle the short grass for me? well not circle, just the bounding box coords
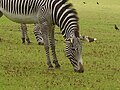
[0,0,120,90]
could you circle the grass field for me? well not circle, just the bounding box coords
[0,0,120,90]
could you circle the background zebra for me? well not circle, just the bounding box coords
[0,0,94,72]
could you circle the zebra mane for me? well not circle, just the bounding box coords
[65,2,79,37]
[51,0,79,38]
[64,3,78,17]
[62,0,79,20]
[62,0,79,37]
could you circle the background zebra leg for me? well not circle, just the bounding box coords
[34,24,44,45]
[49,26,60,68]
[20,24,30,44]
[40,23,53,69]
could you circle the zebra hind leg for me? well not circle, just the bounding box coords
[20,24,31,44]
[21,24,25,43]
[24,24,31,44]
[49,26,60,69]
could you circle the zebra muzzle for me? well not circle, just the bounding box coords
[74,63,84,73]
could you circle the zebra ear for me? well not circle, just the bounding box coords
[70,37,73,43]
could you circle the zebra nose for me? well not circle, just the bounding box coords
[74,68,84,73]
[79,67,84,73]
[74,63,84,73]
[79,63,84,73]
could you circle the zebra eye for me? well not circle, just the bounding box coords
[71,43,76,51]
[71,46,77,51]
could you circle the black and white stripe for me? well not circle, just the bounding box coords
[1,0,45,15]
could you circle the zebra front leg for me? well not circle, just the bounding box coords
[20,24,30,44]
[49,26,60,69]
[40,24,53,69]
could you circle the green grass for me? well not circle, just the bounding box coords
[0,0,120,90]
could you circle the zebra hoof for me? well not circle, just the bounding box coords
[38,42,44,45]
[48,65,54,70]
[27,41,31,44]
[55,64,60,69]
[27,42,31,45]
[22,38,25,44]
[74,69,84,73]
[22,42,25,44]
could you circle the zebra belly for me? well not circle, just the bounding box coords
[1,10,38,24]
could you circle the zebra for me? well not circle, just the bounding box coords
[0,0,91,73]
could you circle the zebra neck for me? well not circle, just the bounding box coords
[50,0,79,38]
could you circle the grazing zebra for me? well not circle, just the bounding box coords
[0,0,90,73]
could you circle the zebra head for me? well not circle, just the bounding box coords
[65,31,84,73]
